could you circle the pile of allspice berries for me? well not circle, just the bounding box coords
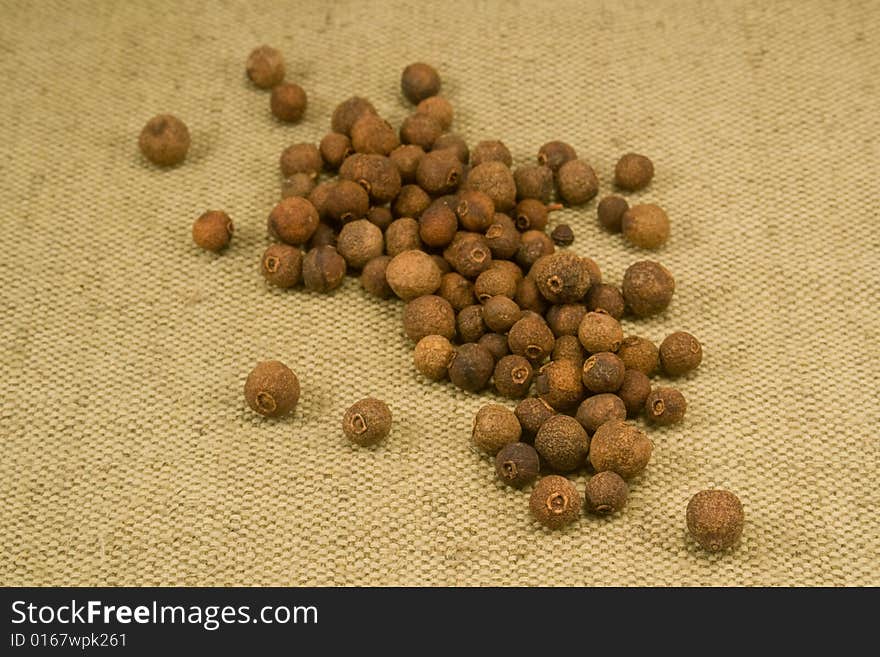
[139,46,744,553]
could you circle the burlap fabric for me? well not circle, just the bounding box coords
[1,0,877,587]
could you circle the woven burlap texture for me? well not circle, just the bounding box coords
[1,0,878,587]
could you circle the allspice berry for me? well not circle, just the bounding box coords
[351,113,399,155]
[432,132,470,164]
[385,217,423,256]
[456,190,495,232]
[687,490,744,552]
[576,394,626,435]
[399,113,442,149]
[585,284,625,320]
[389,144,426,183]
[508,314,555,362]
[439,272,476,311]
[394,184,432,219]
[192,210,233,252]
[402,295,456,342]
[308,222,337,250]
[261,243,302,288]
[577,310,623,354]
[546,304,586,337]
[530,475,581,529]
[590,420,652,479]
[659,331,703,376]
[244,360,300,418]
[325,180,370,224]
[465,161,517,212]
[614,153,654,191]
[482,296,522,333]
[617,369,651,417]
[449,343,495,392]
[268,197,319,245]
[444,232,493,279]
[475,268,518,303]
[457,304,486,343]
[597,195,629,233]
[645,387,687,425]
[551,224,574,246]
[367,206,394,231]
[479,332,510,362]
[413,334,455,380]
[535,415,589,472]
[584,471,629,515]
[308,181,334,219]
[555,159,599,206]
[386,250,442,300]
[418,201,458,248]
[514,199,550,231]
[531,251,592,304]
[138,114,190,166]
[552,335,585,366]
[485,214,522,260]
[280,143,322,177]
[617,336,659,376]
[515,396,556,439]
[416,149,463,195]
[622,203,670,250]
[331,96,377,136]
[339,153,401,204]
[494,442,540,489]
[514,276,548,315]
[472,404,522,454]
[282,173,317,199]
[337,219,384,269]
[319,132,352,170]
[493,355,534,399]
[515,230,555,270]
[302,245,346,293]
[343,398,392,446]
[535,359,584,411]
[360,255,393,299]
[537,141,578,171]
[622,260,675,317]
[416,96,454,131]
[582,352,625,393]
[514,164,553,202]
[471,140,513,168]
[246,45,285,89]
[401,62,441,104]
[270,83,307,123]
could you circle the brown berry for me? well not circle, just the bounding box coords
[622,203,670,250]
[531,252,592,304]
[456,190,495,232]
[475,268,518,303]
[552,335,586,366]
[578,311,623,354]
[416,96,454,130]
[530,475,581,529]
[337,219,383,269]
[282,173,317,199]
[280,143,322,177]
[268,197,319,245]
[514,164,553,202]
[389,144,425,183]
[360,255,393,299]
[495,442,540,489]
[551,224,574,246]
[535,359,585,410]
[471,140,512,167]
[586,284,625,320]
[687,490,744,552]
[417,201,457,248]
[537,141,578,171]
[493,355,534,399]
[319,132,352,170]
[439,272,475,311]
[535,415,589,472]
[138,114,190,166]
[617,370,651,417]
[489,259,524,283]
[515,277,548,315]
[515,230,555,269]
[394,184,432,219]
[270,83,307,123]
[325,180,370,225]
[400,113,442,149]
[302,245,346,293]
[514,199,550,231]
[515,397,556,440]
[343,398,392,446]
[555,159,599,206]
[244,360,300,417]
[416,149,463,195]
[645,387,687,425]
[485,214,522,259]
[508,314,554,362]
[365,206,393,231]
[479,332,510,361]
[339,153,401,204]
[401,62,441,104]
[432,133,469,163]
[261,244,302,288]
[585,471,629,515]
[331,96,377,136]
[351,113,399,155]
[614,153,654,191]
[456,304,487,343]
[308,222,338,250]
[472,403,522,454]
[622,260,675,317]
[482,296,522,333]
[659,331,703,376]
[402,295,456,342]
[465,161,517,212]
[308,180,335,219]
[413,334,455,380]
[576,393,626,435]
[618,336,659,376]
[582,352,626,393]
[444,232,493,279]
[246,45,285,89]
[385,217,422,256]
[192,210,233,252]
[450,343,495,393]
[597,195,629,232]
[590,420,652,479]
[385,250,442,300]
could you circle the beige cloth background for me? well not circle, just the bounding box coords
[1,0,878,587]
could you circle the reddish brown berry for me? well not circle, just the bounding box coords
[331,96,377,136]
[413,335,455,380]
[386,250,442,300]
[401,62,441,104]
[343,398,392,446]
[449,344,496,393]
[555,159,599,205]
[302,245,346,293]
[582,352,626,393]
[585,471,629,515]
[416,96,454,130]
[268,197,319,245]
[192,210,233,252]
[138,114,190,166]
[622,203,670,250]
[494,355,534,399]
[495,442,540,488]
[465,161,517,212]
[687,490,744,552]
[659,331,703,376]
[471,140,512,167]
[261,243,302,288]
[530,475,581,529]
[622,260,675,317]
[244,360,300,418]
[597,195,629,232]
[402,295,456,342]
[339,153,402,204]
[614,153,654,191]
[576,394,626,435]
[280,143,322,177]
[270,83,307,123]
[360,255,393,299]
[589,420,652,479]
[319,132,352,170]
[246,45,285,89]
[535,415,589,472]
[645,387,687,425]
[537,141,577,171]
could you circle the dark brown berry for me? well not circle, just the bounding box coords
[537,141,577,171]
[535,415,589,472]
[307,222,337,250]
[552,335,585,366]
[402,295,456,342]
[413,334,455,380]
[645,387,687,425]
[508,314,555,362]
[325,180,370,225]
[270,83,307,123]
[280,143,322,177]
[485,214,521,259]
[282,173,317,199]
[385,217,422,256]
[360,255,393,299]
[614,153,654,191]
[389,144,425,183]
[586,284,625,319]
[585,471,629,515]
[444,232,493,279]
[482,296,522,333]
[493,355,534,398]
[555,159,599,205]
[514,199,550,231]
[319,132,352,170]
[138,114,190,166]
[245,360,300,418]
[687,490,744,552]
[618,336,659,376]
[515,230,554,270]
[578,311,623,354]
[416,96,454,130]
[192,210,233,252]
[479,332,510,362]
[339,153,401,204]
[547,301,588,337]
[617,369,651,417]
[622,203,670,250]
[439,272,475,311]
[399,113,442,149]
[246,45,285,89]
[431,133,469,164]
[401,62,441,104]
[515,276,548,315]
[465,161,516,212]
[335,219,383,269]
[530,475,581,529]
[331,96,377,136]
[350,113,399,155]
[416,201,456,248]
[471,140,512,167]
[386,250,442,300]
[416,150,463,195]
[489,259,524,283]
[576,394,626,434]
[582,352,625,393]
[531,252,592,304]
[261,243,302,288]
[268,197,319,245]
[514,164,553,202]
[551,224,574,246]
[597,195,629,232]
[456,190,495,232]
[308,181,334,219]
[456,305,486,343]
[366,205,394,231]
[535,359,585,410]
[659,331,703,376]
[475,268,518,303]
[622,260,675,317]
[582,257,602,286]
[393,184,432,219]
[472,403,522,453]
[589,420,652,479]
[343,398,392,446]
[515,397,556,440]
[302,245,346,293]
[495,442,540,488]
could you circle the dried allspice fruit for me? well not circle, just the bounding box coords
[246,45,285,89]
[449,343,495,392]
[393,184,432,219]
[645,387,687,425]
[530,475,581,529]
[577,310,623,354]
[555,159,599,206]
[402,295,456,342]
[515,397,556,440]
[614,153,654,191]
[485,214,521,260]
[268,197,319,245]
[270,83,307,123]
[531,252,592,304]
[192,210,233,252]
[139,114,190,166]
[280,143,322,177]
[535,415,589,472]
[416,96,454,130]
[584,471,629,515]
[385,250,442,300]
[515,276,547,315]
[308,222,337,250]
[552,335,585,366]
[535,360,584,411]
[482,296,522,333]
[551,224,574,246]
[508,314,555,362]
[457,305,487,343]
[495,442,540,489]
[331,96,377,136]
[399,113,442,149]
[545,304,587,337]
[622,203,670,250]
[493,355,534,399]
[622,260,675,317]
[401,62,441,104]
[537,141,577,171]
[339,153,401,204]
[439,272,476,311]
[514,199,552,231]
[385,217,423,256]
[514,164,553,202]
[659,331,703,376]
[471,140,512,168]
[589,420,652,479]
[389,144,426,183]
[465,161,517,212]
[360,255,393,299]
[475,268,518,302]
[343,398,392,446]
[444,232,493,279]
[319,132,352,170]
[585,284,625,320]
[282,173,317,199]
[244,360,300,418]
[617,370,651,417]
[687,490,744,552]
[472,404,522,454]
[413,335,455,381]
[617,336,659,376]
[416,149,464,195]
[479,332,510,362]
[582,352,626,393]
[456,190,495,232]
[261,244,302,288]
[597,195,629,232]
[432,132,470,164]
[336,219,384,269]
[576,394,626,435]
[351,113,399,155]
[302,245,346,293]
[366,206,393,231]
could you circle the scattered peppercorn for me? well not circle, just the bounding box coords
[244,360,300,418]
[308,222,338,250]
[537,141,577,171]
[535,359,584,410]
[555,159,599,206]
[494,442,541,489]
[482,296,522,333]
[514,276,548,315]
[270,83,307,123]
[686,490,744,552]
[366,205,393,231]
[614,153,654,191]
[617,336,659,375]
[444,232,493,279]
[456,190,495,232]
[659,331,703,376]
[531,251,592,304]
[472,403,522,453]
[582,352,626,393]
[596,195,629,233]
[280,143,322,177]
[589,420,652,479]
[401,62,441,104]
[645,387,687,425]
[622,203,670,250]
[584,471,629,515]
[389,144,426,183]
[319,132,352,170]
[402,295,456,342]
[585,284,625,320]
[416,96,454,130]
[529,475,582,529]
[139,114,190,166]
[302,245,347,293]
[622,260,675,317]
[261,243,302,288]
[268,196,319,245]
[493,355,534,398]
[246,45,285,89]
[551,224,574,246]
[471,140,512,168]
[360,255,393,299]
[413,334,455,381]
[449,342,495,392]
[617,369,651,418]
[385,250,442,300]
[343,398,392,446]
[192,210,233,252]
[535,414,589,472]
[514,164,553,202]
[546,303,587,337]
